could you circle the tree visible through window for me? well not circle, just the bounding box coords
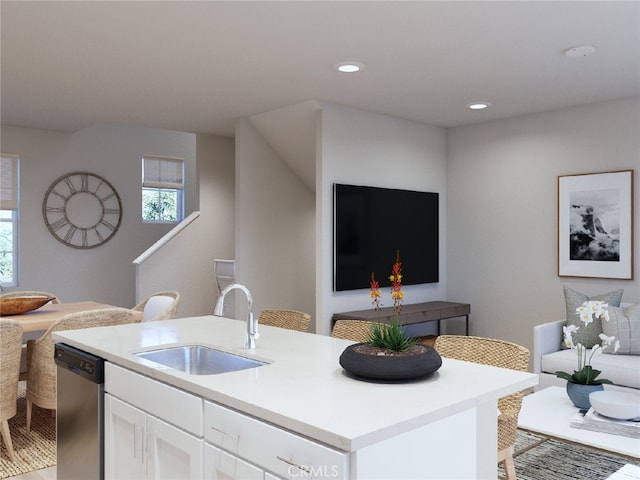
[142,155,184,223]
[0,153,19,287]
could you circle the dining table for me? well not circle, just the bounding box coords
[3,300,143,333]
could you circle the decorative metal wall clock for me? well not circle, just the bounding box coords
[42,172,122,249]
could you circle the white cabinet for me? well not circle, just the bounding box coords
[204,400,347,480]
[204,443,263,480]
[104,393,146,480]
[105,363,347,480]
[105,364,204,480]
[147,414,203,479]
[105,394,203,480]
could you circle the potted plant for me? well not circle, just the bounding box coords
[555,300,619,409]
[339,251,442,381]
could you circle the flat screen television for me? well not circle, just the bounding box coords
[333,183,439,291]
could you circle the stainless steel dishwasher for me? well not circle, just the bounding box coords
[55,343,105,480]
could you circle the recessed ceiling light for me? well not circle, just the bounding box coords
[563,45,596,58]
[335,62,364,73]
[468,102,490,110]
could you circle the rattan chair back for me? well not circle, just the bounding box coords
[434,334,530,479]
[25,308,135,433]
[1,319,23,461]
[133,290,180,322]
[2,292,60,382]
[259,309,311,332]
[330,320,379,342]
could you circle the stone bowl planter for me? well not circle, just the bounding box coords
[339,343,442,381]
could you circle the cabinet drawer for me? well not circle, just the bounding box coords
[204,401,347,479]
[105,363,203,436]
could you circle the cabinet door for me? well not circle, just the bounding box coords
[265,473,284,480]
[105,394,146,480]
[147,415,203,479]
[204,443,263,480]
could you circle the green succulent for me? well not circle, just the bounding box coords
[367,318,418,352]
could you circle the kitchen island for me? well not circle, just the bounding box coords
[54,315,537,479]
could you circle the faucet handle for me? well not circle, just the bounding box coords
[249,312,259,339]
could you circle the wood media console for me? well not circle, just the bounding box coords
[332,301,470,335]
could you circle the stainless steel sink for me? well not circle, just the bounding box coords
[135,345,266,375]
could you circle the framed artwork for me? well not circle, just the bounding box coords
[558,169,634,279]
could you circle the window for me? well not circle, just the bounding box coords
[142,155,184,223]
[0,153,19,287]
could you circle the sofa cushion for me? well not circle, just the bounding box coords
[541,348,640,389]
[562,286,624,348]
[602,304,640,355]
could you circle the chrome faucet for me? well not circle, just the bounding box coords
[214,283,259,349]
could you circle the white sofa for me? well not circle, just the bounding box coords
[533,314,640,394]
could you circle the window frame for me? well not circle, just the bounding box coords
[141,155,185,224]
[0,153,19,287]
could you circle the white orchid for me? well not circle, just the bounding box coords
[576,300,609,325]
[557,300,616,385]
[562,324,579,348]
[599,333,620,353]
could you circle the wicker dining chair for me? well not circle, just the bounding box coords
[434,335,530,480]
[1,319,23,461]
[25,308,136,433]
[258,309,312,333]
[330,319,378,342]
[1,292,62,382]
[133,290,180,322]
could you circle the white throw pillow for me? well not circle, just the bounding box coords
[602,304,640,355]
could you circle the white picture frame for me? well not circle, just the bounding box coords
[558,170,634,279]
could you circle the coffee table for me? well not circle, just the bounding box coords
[518,386,640,459]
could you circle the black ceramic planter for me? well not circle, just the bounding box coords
[339,343,442,381]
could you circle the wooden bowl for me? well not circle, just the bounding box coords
[0,295,56,316]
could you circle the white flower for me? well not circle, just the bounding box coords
[599,333,620,353]
[563,324,580,348]
[575,300,609,326]
[576,305,593,324]
[593,302,609,321]
[562,301,618,379]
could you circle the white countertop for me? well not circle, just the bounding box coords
[54,315,538,452]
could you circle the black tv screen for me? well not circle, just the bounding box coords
[333,184,439,291]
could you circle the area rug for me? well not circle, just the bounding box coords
[499,429,640,480]
[0,385,56,479]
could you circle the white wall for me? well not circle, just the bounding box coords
[235,119,316,326]
[317,103,449,335]
[1,123,197,308]
[135,133,235,317]
[447,97,640,354]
